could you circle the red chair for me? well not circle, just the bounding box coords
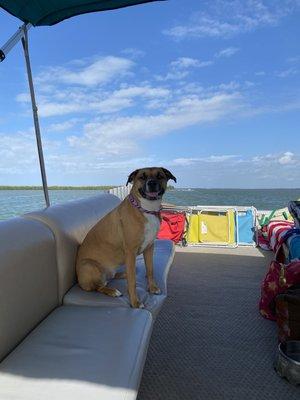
[157,211,186,244]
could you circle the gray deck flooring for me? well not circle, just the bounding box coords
[137,247,300,400]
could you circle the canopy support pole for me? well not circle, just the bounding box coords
[21,27,50,207]
[0,23,32,61]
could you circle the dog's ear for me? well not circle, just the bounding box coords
[161,168,177,183]
[126,169,139,186]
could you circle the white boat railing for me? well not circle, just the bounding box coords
[108,184,132,201]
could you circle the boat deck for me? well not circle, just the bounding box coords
[138,246,300,399]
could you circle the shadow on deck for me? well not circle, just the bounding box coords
[138,247,300,400]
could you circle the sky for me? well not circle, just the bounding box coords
[0,0,300,188]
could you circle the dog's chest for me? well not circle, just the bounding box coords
[139,214,160,253]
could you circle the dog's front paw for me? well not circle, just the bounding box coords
[130,299,145,309]
[148,283,161,295]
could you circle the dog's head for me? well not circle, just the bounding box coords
[126,167,176,201]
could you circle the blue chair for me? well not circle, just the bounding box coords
[237,208,256,246]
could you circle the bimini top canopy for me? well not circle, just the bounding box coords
[0,0,162,26]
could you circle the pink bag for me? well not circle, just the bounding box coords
[259,245,300,320]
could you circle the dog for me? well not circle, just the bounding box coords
[76,167,176,308]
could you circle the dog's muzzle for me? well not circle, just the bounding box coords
[139,179,165,200]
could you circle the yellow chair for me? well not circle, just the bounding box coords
[199,210,235,244]
[186,209,236,246]
[186,213,199,244]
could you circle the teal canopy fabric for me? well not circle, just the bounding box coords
[0,0,163,26]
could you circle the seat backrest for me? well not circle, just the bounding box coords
[25,194,121,302]
[0,217,58,361]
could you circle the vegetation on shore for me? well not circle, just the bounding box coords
[0,186,116,190]
[0,185,176,190]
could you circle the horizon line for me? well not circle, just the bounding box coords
[0,186,300,190]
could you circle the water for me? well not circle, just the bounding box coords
[0,190,105,220]
[164,188,300,210]
[1,188,300,221]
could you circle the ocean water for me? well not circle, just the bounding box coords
[164,188,300,210]
[0,190,103,221]
[0,188,300,221]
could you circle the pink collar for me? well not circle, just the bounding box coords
[128,193,161,218]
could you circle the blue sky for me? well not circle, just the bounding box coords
[0,0,300,188]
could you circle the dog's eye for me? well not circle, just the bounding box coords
[139,174,147,180]
[156,173,163,179]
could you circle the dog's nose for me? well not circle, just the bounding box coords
[147,179,159,190]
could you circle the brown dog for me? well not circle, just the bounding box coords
[76,167,176,308]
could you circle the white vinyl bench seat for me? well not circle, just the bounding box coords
[0,194,175,400]
[26,196,175,317]
[0,306,152,400]
[64,239,174,318]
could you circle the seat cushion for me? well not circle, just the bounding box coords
[0,306,153,400]
[25,193,121,302]
[63,239,175,318]
[0,217,58,361]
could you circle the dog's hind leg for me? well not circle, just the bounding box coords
[77,259,122,297]
[114,271,127,279]
[97,286,122,297]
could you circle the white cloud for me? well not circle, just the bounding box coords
[217,81,241,91]
[17,81,171,118]
[112,85,170,99]
[170,57,213,69]
[287,56,300,64]
[0,132,35,171]
[93,96,134,114]
[67,92,243,156]
[46,119,81,132]
[0,130,58,175]
[275,67,299,78]
[1,127,299,188]
[166,151,300,187]
[0,127,152,180]
[171,158,198,167]
[164,1,299,39]
[164,16,239,39]
[38,101,83,117]
[252,151,299,166]
[159,149,300,188]
[215,47,239,58]
[278,151,296,165]
[121,48,145,58]
[156,57,213,81]
[36,56,134,87]
[206,155,238,162]
[16,93,30,103]
[255,71,266,76]
[93,85,170,113]
[171,155,238,166]
[10,52,300,186]
[156,70,189,81]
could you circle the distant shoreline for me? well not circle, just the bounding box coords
[0,186,299,190]
[0,186,116,190]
